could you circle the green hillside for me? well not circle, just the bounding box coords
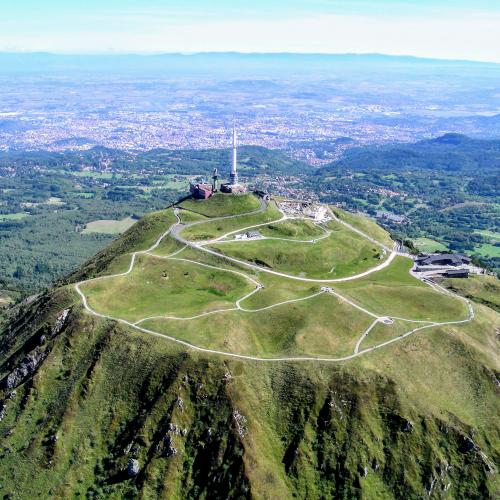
[209,221,388,280]
[0,194,498,499]
[179,192,261,217]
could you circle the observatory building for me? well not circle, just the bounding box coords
[221,128,246,194]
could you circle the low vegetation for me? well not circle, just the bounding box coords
[0,287,497,497]
[81,216,137,235]
[180,202,282,241]
[179,192,261,217]
[81,254,253,323]
[210,220,387,279]
[259,219,325,240]
[443,274,500,312]
[336,257,468,321]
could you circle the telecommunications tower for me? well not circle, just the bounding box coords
[230,128,238,185]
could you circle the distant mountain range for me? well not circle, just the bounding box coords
[1,52,499,77]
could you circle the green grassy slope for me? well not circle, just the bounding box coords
[179,192,261,217]
[209,221,387,279]
[81,254,253,323]
[64,208,177,282]
[332,207,393,247]
[1,197,498,498]
[336,257,468,321]
[0,293,497,498]
[259,219,326,240]
[443,275,500,312]
[180,202,282,241]
[141,293,373,358]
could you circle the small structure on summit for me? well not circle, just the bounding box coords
[212,167,219,192]
[189,168,219,199]
[234,230,262,240]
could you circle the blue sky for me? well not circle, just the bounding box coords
[1,1,499,62]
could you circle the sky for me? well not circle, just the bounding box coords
[1,0,500,62]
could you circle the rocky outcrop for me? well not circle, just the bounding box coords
[127,458,140,477]
[50,309,69,337]
[232,409,248,439]
[3,348,46,389]
[1,309,70,390]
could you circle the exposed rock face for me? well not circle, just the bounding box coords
[163,435,178,457]
[51,309,70,337]
[2,309,70,390]
[176,396,185,412]
[4,349,46,389]
[459,436,476,453]
[127,458,140,477]
[232,409,248,439]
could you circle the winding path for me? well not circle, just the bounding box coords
[74,199,474,362]
[171,204,400,283]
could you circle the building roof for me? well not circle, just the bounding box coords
[246,230,261,238]
[415,253,471,266]
[445,269,469,276]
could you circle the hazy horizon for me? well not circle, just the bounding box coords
[2,1,500,63]
[1,51,499,65]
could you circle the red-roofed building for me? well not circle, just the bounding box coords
[190,182,213,199]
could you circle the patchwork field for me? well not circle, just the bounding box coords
[413,237,449,253]
[0,212,30,221]
[473,243,500,258]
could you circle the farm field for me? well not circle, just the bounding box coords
[0,212,29,221]
[413,237,449,253]
[82,217,137,235]
[472,243,500,258]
